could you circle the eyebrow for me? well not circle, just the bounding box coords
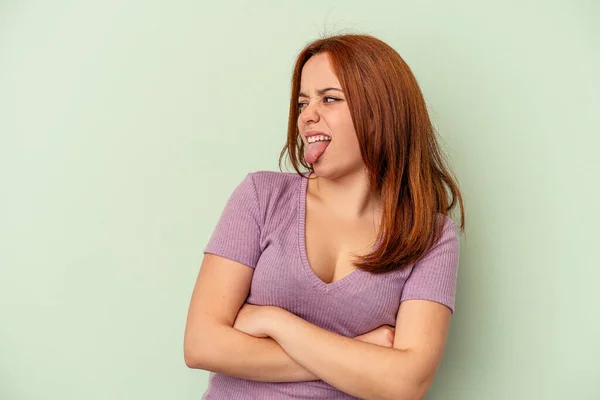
[298,87,344,98]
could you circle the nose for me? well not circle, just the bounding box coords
[299,101,320,125]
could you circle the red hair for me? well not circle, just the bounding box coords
[279,34,465,273]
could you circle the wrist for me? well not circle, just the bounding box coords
[264,306,289,339]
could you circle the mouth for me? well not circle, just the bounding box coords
[304,134,331,163]
[304,130,331,141]
[306,134,331,144]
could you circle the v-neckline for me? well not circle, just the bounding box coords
[297,172,380,293]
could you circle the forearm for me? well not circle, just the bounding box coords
[185,322,319,382]
[269,312,426,400]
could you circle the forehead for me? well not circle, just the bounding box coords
[300,53,341,88]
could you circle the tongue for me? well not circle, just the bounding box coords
[304,141,330,164]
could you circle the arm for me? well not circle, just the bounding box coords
[264,299,451,400]
[183,253,319,382]
[184,173,396,382]
[260,217,460,399]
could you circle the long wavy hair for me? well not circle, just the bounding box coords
[278,33,465,274]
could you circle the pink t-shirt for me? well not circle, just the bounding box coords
[202,170,460,399]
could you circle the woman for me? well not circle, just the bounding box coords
[184,33,465,399]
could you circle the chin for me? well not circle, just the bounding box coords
[311,158,366,179]
[310,157,330,173]
[310,159,343,178]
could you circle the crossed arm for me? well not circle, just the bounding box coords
[184,254,452,400]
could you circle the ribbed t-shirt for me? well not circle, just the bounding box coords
[201,170,460,399]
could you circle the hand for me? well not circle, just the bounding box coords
[232,303,272,338]
[354,325,395,348]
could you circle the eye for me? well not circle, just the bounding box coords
[297,97,339,111]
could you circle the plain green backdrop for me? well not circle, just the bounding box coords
[1,0,598,399]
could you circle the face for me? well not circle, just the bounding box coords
[297,52,364,177]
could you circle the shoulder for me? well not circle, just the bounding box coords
[430,213,460,255]
[248,169,302,186]
[247,170,304,199]
[243,170,305,216]
[436,213,458,236]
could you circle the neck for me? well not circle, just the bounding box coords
[309,168,382,221]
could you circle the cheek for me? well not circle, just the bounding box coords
[336,112,358,142]
[296,119,305,141]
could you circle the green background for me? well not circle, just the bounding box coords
[1,1,598,399]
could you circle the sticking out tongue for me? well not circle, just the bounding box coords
[304,141,330,164]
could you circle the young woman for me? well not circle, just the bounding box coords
[184,33,465,400]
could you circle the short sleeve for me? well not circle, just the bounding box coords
[400,217,460,313]
[203,173,262,268]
